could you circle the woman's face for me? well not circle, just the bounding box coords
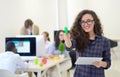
[59,31,64,41]
[80,14,95,33]
[42,33,48,41]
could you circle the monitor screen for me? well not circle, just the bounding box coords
[16,35,46,57]
[13,40,30,53]
[5,37,36,56]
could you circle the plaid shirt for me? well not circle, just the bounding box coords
[66,35,111,77]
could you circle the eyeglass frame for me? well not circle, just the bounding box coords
[79,19,94,26]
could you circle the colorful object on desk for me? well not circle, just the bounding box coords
[64,26,69,35]
[41,58,47,64]
[54,56,60,60]
[34,58,38,65]
[39,62,44,67]
[58,42,65,54]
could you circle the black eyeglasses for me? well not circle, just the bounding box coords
[79,19,94,26]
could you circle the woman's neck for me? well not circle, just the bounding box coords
[89,31,95,40]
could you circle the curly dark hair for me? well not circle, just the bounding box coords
[70,9,103,53]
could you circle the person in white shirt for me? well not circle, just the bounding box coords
[33,31,52,77]
[0,41,27,73]
[42,31,52,57]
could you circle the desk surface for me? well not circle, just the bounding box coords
[18,57,71,72]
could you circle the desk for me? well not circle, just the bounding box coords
[17,57,71,77]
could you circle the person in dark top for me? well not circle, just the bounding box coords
[64,9,111,77]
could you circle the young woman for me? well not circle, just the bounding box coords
[47,30,70,77]
[64,10,111,77]
[49,30,68,57]
[42,31,52,57]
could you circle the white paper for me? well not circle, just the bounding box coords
[75,57,102,65]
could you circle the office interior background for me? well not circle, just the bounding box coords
[0,0,120,77]
[0,0,120,52]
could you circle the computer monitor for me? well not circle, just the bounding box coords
[5,37,36,56]
[16,35,46,57]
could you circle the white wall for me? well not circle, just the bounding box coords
[67,0,120,38]
[0,0,120,53]
[0,0,58,53]
[57,0,68,29]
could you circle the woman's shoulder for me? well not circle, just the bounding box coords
[46,41,52,44]
[51,42,55,45]
[96,35,110,42]
[47,42,55,48]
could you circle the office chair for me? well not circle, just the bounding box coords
[0,69,28,77]
[0,69,15,77]
[15,72,28,77]
[109,39,118,48]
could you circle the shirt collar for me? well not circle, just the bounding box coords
[5,51,15,54]
[90,35,102,45]
[95,35,102,39]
